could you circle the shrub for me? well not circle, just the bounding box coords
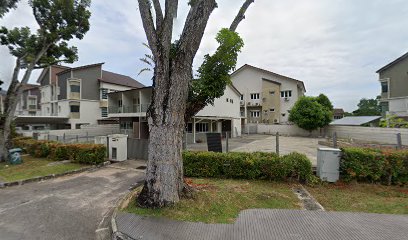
[12,137,106,165]
[182,151,312,182]
[341,147,408,185]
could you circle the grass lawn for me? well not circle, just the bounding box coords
[307,183,408,215]
[125,178,301,223]
[0,155,86,182]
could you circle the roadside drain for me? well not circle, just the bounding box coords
[293,185,325,211]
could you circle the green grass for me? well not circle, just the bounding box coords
[125,178,301,223]
[0,155,86,182]
[307,183,408,215]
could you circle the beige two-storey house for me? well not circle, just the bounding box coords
[377,52,408,117]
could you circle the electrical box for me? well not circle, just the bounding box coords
[317,147,342,182]
[108,134,128,161]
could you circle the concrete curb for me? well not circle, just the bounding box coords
[107,182,143,240]
[0,161,111,189]
[293,185,325,211]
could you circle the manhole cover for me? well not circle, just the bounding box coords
[136,166,147,170]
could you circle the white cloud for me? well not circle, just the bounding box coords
[1,0,408,111]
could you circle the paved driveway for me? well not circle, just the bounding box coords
[0,161,145,240]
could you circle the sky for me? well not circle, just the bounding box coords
[1,0,408,112]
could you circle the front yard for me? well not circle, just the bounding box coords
[0,155,86,182]
[125,178,301,223]
[307,183,408,215]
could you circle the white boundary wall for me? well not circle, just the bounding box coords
[326,125,408,145]
[243,123,408,145]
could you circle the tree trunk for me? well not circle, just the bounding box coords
[138,63,190,208]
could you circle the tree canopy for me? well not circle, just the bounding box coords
[289,95,333,131]
[352,97,381,116]
[0,0,19,17]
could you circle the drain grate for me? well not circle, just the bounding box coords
[136,166,147,170]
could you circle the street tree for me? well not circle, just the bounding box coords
[289,96,333,132]
[316,93,333,111]
[0,0,19,17]
[136,0,254,208]
[0,0,91,161]
[352,97,381,116]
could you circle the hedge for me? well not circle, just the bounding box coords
[183,151,313,182]
[12,137,106,165]
[341,147,408,185]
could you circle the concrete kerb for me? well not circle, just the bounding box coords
[108,183,144,240]
[0,161,111,189]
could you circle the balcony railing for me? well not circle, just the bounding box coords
[108,104,149,114]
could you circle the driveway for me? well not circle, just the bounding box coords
[0,160,145,240]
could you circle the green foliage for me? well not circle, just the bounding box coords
[182,151,313,182]
[316,94,333,111]
[0,0,19,17]
[187,28,244,114]
[12,137,106,165]
[352,97,381,116]
[289,96,333,131]
[0,0,91,67]
[340,147,408,185]
[379,114,408,128]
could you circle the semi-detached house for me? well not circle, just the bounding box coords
[107,84,242,143]
[231,64,306,125]
[35,63,144,129]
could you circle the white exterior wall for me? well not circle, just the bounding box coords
[196,85,241,119]
[232,66,304,123]
[58,100,100,129]
[388,97,408,116]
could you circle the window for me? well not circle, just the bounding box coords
[230,99,233,103]
[28,98,36,105]
[381,81,388,93]
[240,95,244,100]
[70,105,80,113]
[226,98,229,102]
[101,107,108,118]
[270,108,275,112]
[101,88,108,99]
[120,121,132,129]
[250,93,260,100]
[59,106,61,112]
[70,85,80,93]
[118,99,123,107]
[47,107,50,113]
[280,90,292,98]
[195,123,209,132]
[250,111,260,118]
[240,111,245,117]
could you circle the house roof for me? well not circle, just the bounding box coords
[36,65,71,83]
[376,51,408,73]
[231,64,306,92]
[99,70,145,88]
[56,63,105,76]
[333,108,345,115]
[330,116,382,126]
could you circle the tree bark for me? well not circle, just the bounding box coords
[137,0,217,208]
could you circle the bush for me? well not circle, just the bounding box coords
[341,147,408,185]
[12,137,106,165]
[182,151,312,182]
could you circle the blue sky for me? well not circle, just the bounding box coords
[1,0,408,112]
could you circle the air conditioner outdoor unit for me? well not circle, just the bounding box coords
[240,100,245,105]
[284,97,289,101]
[255,103,259,106]
[247,102,251,106]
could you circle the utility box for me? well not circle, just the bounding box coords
[317,147,342,182]
[108,134,128,161]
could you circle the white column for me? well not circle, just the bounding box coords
[193,118,196,143]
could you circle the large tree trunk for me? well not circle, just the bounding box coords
[138,62,191,207]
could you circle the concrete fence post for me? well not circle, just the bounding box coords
[276,132,279,156]
[226,132,229,153]
[63,133,66,143]
[333,132,338,148]
[86,132,89,142]
[396,133,402,149]
[76,135,79,143]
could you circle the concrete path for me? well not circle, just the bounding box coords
[116,209,408,240]
[232,135,322,165]
[0,161,145,240]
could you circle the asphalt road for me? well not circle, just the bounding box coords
[0,161,145,240]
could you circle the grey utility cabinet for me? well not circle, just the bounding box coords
[317,147,342,182]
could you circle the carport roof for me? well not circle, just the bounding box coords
[330,116,382,126]
[14,116,69,124]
